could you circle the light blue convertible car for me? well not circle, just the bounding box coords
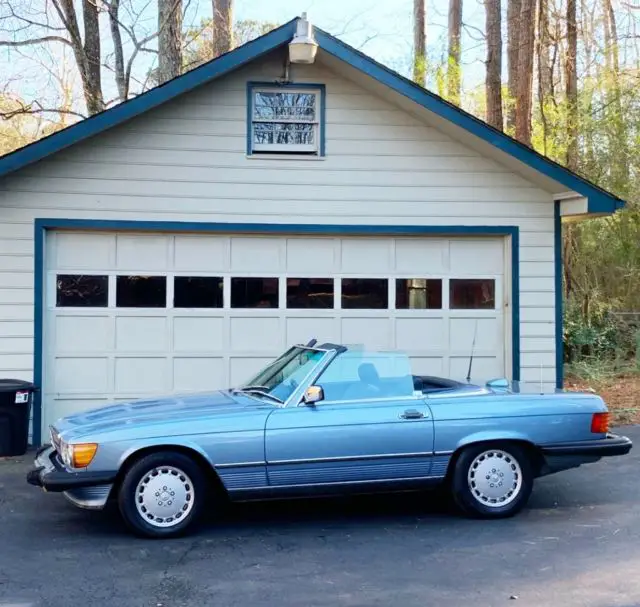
[28,341,632,538]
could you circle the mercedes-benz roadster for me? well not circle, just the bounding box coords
[27,341,632,538]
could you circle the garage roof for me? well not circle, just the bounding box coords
[0,17,625,215]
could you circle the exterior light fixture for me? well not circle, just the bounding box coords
[288,13,318,64]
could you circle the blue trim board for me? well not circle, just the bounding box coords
[554,202,564,389]
[0,18,624,215]
[31,218,521,446]
[246,82,326,156]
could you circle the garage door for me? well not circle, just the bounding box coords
[43,231,507,428]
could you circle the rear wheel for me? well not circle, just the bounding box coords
[118,451,206,538]
[451,443,533,518]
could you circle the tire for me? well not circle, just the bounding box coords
[451,443,534,519]
[117,451,207,539]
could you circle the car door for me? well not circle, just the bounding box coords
[264,352,435,488]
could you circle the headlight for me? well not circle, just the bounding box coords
[59,441,98,469]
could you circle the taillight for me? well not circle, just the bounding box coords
[591,412,610,434]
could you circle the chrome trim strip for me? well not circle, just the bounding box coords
[434,450,454,456]
[268,451,434,465]
[296,395,424,407]
[215,461,265,469]
[227,474,446,492]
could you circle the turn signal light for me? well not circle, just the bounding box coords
[72,443,99,468]
[591,412,610,434]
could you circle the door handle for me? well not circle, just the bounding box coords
[400,409,426,420]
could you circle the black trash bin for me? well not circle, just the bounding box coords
[0,379,36,456]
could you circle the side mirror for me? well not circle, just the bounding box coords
[303,385,324,405]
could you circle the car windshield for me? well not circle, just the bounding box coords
[236,346,326,403]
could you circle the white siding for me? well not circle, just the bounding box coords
[0,52,556,391]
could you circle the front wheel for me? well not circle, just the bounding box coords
[118,451,206,538]
[451,443,534,518]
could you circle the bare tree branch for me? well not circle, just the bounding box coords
[0,36,72,47]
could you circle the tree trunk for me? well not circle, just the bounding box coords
[447,0,463,105]
[484,0,503,130]
[515,0,536,145]
[158,0,183,84]
[506,0,521,132]
[537,0,551,154]
[413,0,427,86]
[602,0,629,187]
[54,0,105,115]
[212,0,234,57]
[565,0,578,170]
[108,0,127,101]
[82,0,102,114]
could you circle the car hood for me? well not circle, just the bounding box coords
[51,390,271,441]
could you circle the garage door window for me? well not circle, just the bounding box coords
[341,279,388,309]
[287,278,334,308]
[56,274,108,307]
[395,279,442,309]
[116,276,167,308]
[450,279,495,309]
[231,277,279,308]
[174,277,223,308]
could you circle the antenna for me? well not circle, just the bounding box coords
[466,320,478,383]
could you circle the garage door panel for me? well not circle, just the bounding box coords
[45,231,509,425]
[395,317,445,351]
[341,317,391,350]
[115,316,167,352]
[114,357,167,393]
[449,317,501,351]
[449,239,504,275]
[449,356,503,380]
[394,239,447,274]
[340,239,392,273]
[173,316,225,352]
[55,357,109,393]
[54,315,111,353]
[286,316,338,346]
[286,238,336,273]
[173,357,225,391]
[116,234,169,271]
[52,232,114,270]
[230,237,283,272]
[230,317,281,351]
[173,235,229,272]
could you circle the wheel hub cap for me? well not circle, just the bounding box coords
[467,449,523,508]
[135,466,195,528]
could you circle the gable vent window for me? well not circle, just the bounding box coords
[249,86,324,156]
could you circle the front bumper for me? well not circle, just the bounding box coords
[26,444,118,492]
[540,433,633,457]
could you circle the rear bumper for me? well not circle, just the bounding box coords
[26,444,118,492]
[540,433,633,457]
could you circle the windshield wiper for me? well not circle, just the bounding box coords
[233,388,284,404]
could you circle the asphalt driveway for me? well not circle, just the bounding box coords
[1,427,640,607]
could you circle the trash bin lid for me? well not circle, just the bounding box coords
[0,379,35,392]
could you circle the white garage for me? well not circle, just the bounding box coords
[0,16,625,445]
[43,229,507,428]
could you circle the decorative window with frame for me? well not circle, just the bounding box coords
[248,84,325,156]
